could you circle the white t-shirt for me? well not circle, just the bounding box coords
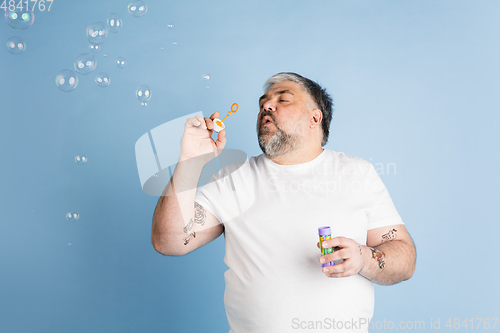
[195,149,403,333]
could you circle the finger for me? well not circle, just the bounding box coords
[210,112,220,120]
[327,248,351,263]
[185,117,201,128]
[215,129,226,150]
[194,115,207,129]
[326,270,355,278]
[323,262,347,274]
[322,236,350,249]
[204,117,213,130]
[317,241,320,249]
[319,253,335,264]
[329,248,349,262]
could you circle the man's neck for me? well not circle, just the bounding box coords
[269,146,324,165]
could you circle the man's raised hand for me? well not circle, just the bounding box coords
[180,112,226,162]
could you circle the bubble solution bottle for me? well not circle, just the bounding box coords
[318,226,335,267]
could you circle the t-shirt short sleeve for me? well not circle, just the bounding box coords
[194,170,226,226]
[365,162,404,230]
[194,161,252,227]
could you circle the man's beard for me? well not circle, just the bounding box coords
[257,113,305,158]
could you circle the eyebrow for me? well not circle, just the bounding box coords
[259,90,295,105]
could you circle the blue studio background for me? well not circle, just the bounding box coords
[1,0,499,332]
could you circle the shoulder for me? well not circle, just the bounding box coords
[216,151,261,179]
[323,149,372,169]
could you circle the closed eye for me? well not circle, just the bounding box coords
[260,99,289,109]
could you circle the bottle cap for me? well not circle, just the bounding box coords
[318,226,331,236]
[212,118,225,132]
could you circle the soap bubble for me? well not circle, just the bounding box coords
[89,44,100,53]
[5,7,34,30]
[74,53,97,75]
[136,85,151,101]
[115,57,127,69]
[95,72,110,87]
[55,70,78,92]
[202,73,211,80]
[128,1,147,17]
[136,85,151,106]
[107,13,122,33]
[75,155,87,164]
[86,22,108,45]
[167,24,173,29]
[66,211,80,220]
[6,36,26,55]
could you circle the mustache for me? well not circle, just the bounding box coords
[259,111,276,124]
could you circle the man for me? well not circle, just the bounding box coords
[152,72,416,332]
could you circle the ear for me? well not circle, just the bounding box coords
[310,109,322,128]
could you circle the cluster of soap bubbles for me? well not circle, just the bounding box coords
[6,1,176,109]
[55,11,126,92]
[55,2,152,95]
[49,2,200,224]
[4,1,168,225]
[58,3,154,223]
[4,6,35,55]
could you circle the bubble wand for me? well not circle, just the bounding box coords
[213,103,239,132]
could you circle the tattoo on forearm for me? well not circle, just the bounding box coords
[183,218,193,234]
[194,202,206,226]
[381,228,397,243]
[183,231,196,245]
[359,245,362,256]
[182,203,206,245]
[370,248,386,269]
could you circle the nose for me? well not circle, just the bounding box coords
[262,99,276,112]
